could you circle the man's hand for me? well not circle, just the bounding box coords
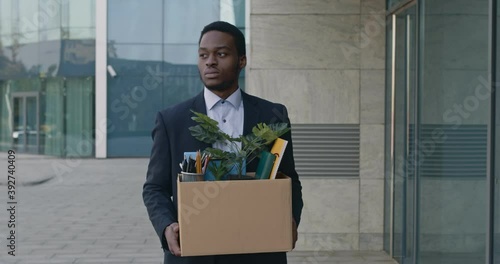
[292,218,298,249]
[165,223,181,256]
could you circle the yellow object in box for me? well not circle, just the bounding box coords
[177,174,293,257]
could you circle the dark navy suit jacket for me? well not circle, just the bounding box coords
[143,91,303,264]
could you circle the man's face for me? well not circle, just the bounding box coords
[198,30,246,92]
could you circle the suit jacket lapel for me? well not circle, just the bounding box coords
[190,91,211,150]
[242,91,260,136]
[191,91,207,115]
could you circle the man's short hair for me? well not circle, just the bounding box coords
[199,21,246,57]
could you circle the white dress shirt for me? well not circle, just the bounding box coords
[204,87,244,152]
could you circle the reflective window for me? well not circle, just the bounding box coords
[111,44,163,63]
[38,0,62,30]
[387,0,408,10]
[0,0,13,36]
[40,28,61,41]
[163,0,218,44]
[107,74,163,157]
[418,2,489,261]
[107,0,247,157]
[108,0,162,44]
[65,0,95,28]
[0,0,96,157]
[18,0,39,34]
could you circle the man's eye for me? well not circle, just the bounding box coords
[218,53,226,57]
[199,54,208,58]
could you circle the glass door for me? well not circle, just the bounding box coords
[388,1,495,263]
[12,93,40,154]
[417,0,488,263]
[391,4,417,264]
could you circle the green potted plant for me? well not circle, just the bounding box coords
[188,111,290,180]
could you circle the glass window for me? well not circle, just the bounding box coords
[0,0,13,36]
[40,77,94,157]
[39,39,61,77]
[40,28,61,41]
[16,0,39,44]
[163,0,218,44]
[1,35,13,51]
[62,0,95,28]
[107,0,247,157]
[163,44,198,65]
[62,28,95,40]
[15,42,40,77]
[108,0,162,44]
[38,0,62,30]
[162,62,202,107]
[41,78,64,156]
[0,81,10,150]
[65,78,94,157]
[111,44,162,62]
[57,39,95,77]
[107,74,163,157]
[387,0,408,10]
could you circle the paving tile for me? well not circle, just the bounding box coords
[0,156,396,264]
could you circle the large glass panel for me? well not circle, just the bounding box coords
[0,81,11,150]
[164,0,218,44]
[65,78,94,157]
[418,1,489,263]
[0,0,13,36]
[1,34,13,50]
[107,0,247,157]
[58,39,96,77]
[12,96,23,151]
[41,78,64,156]
[107,74,163,157]
[61,0,95,40]
[108,0,162,44]
[387,0,409,11]
[10,93,39,153]
[40,29,61,42]
[17,0,39,44]
[111,44,162,64]
[162,62,202,107]
[66,0,95,28]
[63,28,95,40]
[38,0,62,31]
[25,95,38,153]
[39,40,61,77]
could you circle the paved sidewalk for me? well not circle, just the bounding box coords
[0,154,396,264]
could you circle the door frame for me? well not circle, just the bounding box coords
[11,92,40,154]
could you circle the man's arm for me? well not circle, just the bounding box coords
[275,105,304,227]
[143,112,177,251]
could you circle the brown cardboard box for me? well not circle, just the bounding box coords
[177,175,293,256]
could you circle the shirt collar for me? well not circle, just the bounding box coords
[204,87,242,110]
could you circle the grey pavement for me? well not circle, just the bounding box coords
[0,153,396,264]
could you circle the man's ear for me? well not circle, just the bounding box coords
[239,55,247,70]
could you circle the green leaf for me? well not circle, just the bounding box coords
[189,110,291,178]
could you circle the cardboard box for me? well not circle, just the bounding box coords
[177,175,293,256]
